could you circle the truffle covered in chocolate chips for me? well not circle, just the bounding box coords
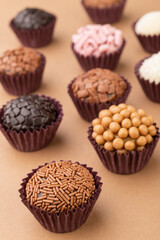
[2,95,58,132]
[13,8,53,29]
[72,68,127,104]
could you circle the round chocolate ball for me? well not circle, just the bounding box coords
[2,95,58,132]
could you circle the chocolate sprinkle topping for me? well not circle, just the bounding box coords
[2,95,58,132]
[13,8,53,29]
[26,161,96,214]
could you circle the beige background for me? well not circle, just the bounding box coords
[0,0,160,239]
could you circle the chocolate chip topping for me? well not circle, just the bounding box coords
[2,95,58,132]
[72,68,127,104]
[13,8,53,29]
[26,161,96,214]
[0,47,42,76]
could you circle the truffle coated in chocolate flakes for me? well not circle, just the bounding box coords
[13,8,53,29]
[0,47,42,76]
[72,68,127,103]
[26,161,96,214]
[2,95,58,132]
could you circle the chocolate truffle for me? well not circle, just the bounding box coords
[26,161,96,214]
[13,8,53,29]
[83,0,122,8]
[0,47,42,76]
[91,103,157,153]
[2,95,57,132]
[72,68,127,104]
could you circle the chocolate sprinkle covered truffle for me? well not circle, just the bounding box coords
[2,95,57,132]
[13,8,53,29]
[26,161,96,214]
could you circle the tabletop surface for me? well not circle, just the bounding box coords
[0,0,160,239]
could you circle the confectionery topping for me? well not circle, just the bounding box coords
[91,103,156,153]
[72,24,123,57]
[72,68,127,103]
[84,0,122,8]
[135,11,160,36]
[0,47,42,76]
[2,95,57,132]
[139,52,160,84]
[13,8,53,29]
[26,161,96,214]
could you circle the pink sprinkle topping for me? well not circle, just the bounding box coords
[72,24,123,57]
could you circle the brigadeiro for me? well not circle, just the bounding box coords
[135,52,160,103]
[82,0,127,24]
[10,8,56,48]
[132,11,160,53]
[0,47,45,95]
[68,68,131,122]
[88,103,159,174]
[71,24,126,71]
[0,95,63,152]
[19,160,102,233]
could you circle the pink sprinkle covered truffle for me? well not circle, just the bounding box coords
[72,24,123,57]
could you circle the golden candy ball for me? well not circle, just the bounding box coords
[112,113,123,123]
[103,131,114,141]
[104,142,114,151]
[129,127,139,139]
[148,115,154,125]
[132,117,141,127]
[137,109,146,117]
[101,116,112,128]
[109,106,121,114]
[148,125,157,136]
[118,103,127,110]
[109,122,120,133]
[124,141,135,151]
[118,128,128,139]
[113,138,124,150]
[127,105,136,113]
[136,136,147,146]
[146,134,153,144]
[130,112,140,119]
[138,124,148,136]
[141,117,151,126]
[120,109,131,118]
[121,118,132,129]
[92,132,97,139]
[92,118,101,127]
[95,135,105,145]
[93,124,105,135]
[99,109,112,119]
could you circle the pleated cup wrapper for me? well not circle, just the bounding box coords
[19,160,102,233]
[88,126,159,174]
[135,57,160,103]
[81,0,127,24]
[71,39,126,71]
[0,54,46,96]
[68,76,131,122]
[10,15,56,48]
[132,20,160,53]
[0,95,63,152]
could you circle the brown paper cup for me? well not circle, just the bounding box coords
[81,0,127,24]
[88,126,159,174]
[132,20,160,53]
[0,95,63,152]
[19,160,102,233]
[135,57,160,103]
[0,54,46,96]
[72,40,126,71]
[68,76,131,122]
[10,15,56,48]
